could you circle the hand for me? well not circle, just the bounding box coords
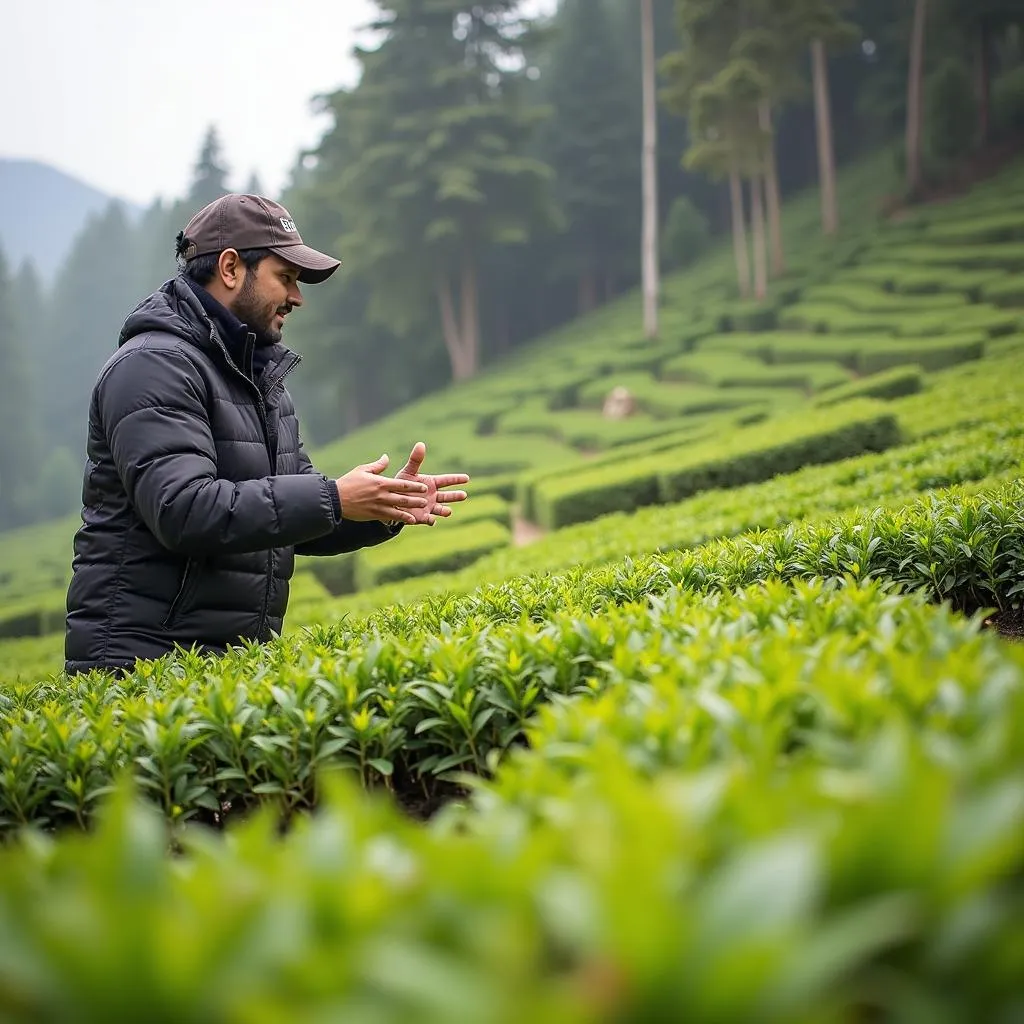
[394,442,470,526]
[335,454,430,525]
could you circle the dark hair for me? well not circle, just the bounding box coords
[174,230,271,285]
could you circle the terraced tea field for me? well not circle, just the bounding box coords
[0,152,1020,1020]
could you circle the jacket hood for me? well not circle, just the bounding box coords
[118,276,211,349]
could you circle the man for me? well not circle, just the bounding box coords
[64,193,468,676]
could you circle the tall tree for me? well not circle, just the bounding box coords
[188,125,230,208]
[41,202,139,457]
[535,0,637,315]
[944,0,1022,147]
[332,1,557,382]
[730,2,804,277]
[0,250,42,527]
[792,0,859,236]
[906,0,929,197]
[245,171,266,196]
[281,95,451,441]
[810,36,839,233]
[641,0,660,338]
[662,1,770,300]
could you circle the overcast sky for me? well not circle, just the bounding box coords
[3,0,556,207]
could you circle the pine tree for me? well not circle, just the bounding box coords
[245,171,266,197]
[334,1,558,381]
[662,0,772,300]
[944,0,1022,147]
[42,202,140,457]
[0,250,43,527]
[188,125,230,208]
[906,0,929,197]
[536,0,637,315]
[280,93,451,439]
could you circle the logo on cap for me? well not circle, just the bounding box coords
[280,218,298,233]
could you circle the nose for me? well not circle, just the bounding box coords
[289,282,303,308]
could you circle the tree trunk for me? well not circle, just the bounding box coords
[578,269,598,314]
[750,174,768,302]
[436,271,476,381]
[977,23,992,149]
[640,0,659,340]
[460,250,480,379]
[906,0,929,198]
[758,99,785,277]
[729,166,752,299]
[604,267,615,304]
[811,38,839,235]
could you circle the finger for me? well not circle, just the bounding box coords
[431,504,452,518]
[401,441,427,477]
[435,490,468,503]
[385,478,429,494]
[360,453,389,474]
[387,507,419,525]
[428,473,470,487]
[390,493,429,509]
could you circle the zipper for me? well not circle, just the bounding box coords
[255,349,301,639]
[162,558,197,629]
[202,320,302,641]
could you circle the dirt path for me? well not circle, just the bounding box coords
[512,512,546,548]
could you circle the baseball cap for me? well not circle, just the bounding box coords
[178,194,341,284]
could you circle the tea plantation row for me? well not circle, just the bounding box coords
[0,345,1017,675]
[2,469,1021,831]
[0,573,1019,1020]
[301,346,1023,621]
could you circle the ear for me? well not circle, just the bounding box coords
[217,249,244,291]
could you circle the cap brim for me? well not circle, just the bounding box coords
[268,243,341,284]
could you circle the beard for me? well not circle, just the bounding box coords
[232,270,292,347]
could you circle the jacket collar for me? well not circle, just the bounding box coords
[180,276,283,381]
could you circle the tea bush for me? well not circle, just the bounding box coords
[814,366,923,406]
[3,479,1021,833]
[322,411,1024,620]
[531,402,899,529]
[355,517,512,589]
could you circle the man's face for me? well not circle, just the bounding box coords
[231,253,304,344]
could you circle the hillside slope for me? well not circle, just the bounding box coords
[0,147,1021,675]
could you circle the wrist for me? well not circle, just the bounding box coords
[327,476,342,521]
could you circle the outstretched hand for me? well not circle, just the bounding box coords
[394,442,469,526]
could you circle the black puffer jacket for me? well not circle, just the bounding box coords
[64,275,398,676]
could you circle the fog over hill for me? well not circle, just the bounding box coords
[0,158,141,283]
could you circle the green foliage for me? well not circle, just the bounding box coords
[0,250,41,529]
[355,518,512,590]
[305,500,512,599]
[537,0,639,291]
[0,615,1021,1024]
[325,0,557,371]
[1,480,1022,834]
[184,125,229,208]
[35,447,81,522]
[799,280,969,312]
[983,276,1024,308]
[993,63,1024,138]
[532,402,900,529]
[661,195,711,268]
[662,350,852,390]
[813,365,924,406]
[924,56,979,172]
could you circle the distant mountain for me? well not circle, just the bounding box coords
[0,159,142,283]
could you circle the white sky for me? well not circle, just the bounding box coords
[3,0,556,207]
